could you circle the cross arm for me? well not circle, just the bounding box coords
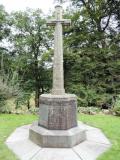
[47,19,71,26]
[62,19,71,26]
[47,19,56,26]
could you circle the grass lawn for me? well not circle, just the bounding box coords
[78,114,120,160]
[0,114,36,160]
[0,114,120,160]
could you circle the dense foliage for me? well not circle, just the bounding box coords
[0,6,52,109]
[64,0,120,108]
[0,1,120,112]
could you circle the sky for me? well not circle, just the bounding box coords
[0,0,58,14]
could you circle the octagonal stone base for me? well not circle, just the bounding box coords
[29,122,86,148]
[38,94,77,130]
[6,122,111,160]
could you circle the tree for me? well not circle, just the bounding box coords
[63,0,120,108]
[9,9,52,107]
[0,5,10,75]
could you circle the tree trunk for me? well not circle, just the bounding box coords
[35,87,39,108]
[27,99,30,110]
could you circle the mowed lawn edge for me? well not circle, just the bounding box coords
[0,114,37,160]
[0,114,120,160]
[78,114,120,160]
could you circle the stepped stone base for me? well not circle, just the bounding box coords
[29,122,86,148]
[29,94,86,148]
[6,123,111,160]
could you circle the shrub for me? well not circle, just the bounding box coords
[66,84,113,108]
[113,95,120,116]
[0,73,23,113]
[78,107,100,115]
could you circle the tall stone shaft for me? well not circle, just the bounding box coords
[53,6,64,95]
[47,5,71,95]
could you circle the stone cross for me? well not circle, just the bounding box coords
[47,5,71,95]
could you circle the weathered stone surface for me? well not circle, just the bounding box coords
[29,122,86,148]
[86,129,111,145]
[73,141,111,160]
[47,5,71,95]
[38,94,77,130]
[6,124,111,160]
[32,148,81,160]
[6,139,41,160]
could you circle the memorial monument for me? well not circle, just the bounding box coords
[6,3,111,159]
[29,4,86,148]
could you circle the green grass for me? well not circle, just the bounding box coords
[0,114,36,160]
[78,114,120,160]
[0,114,120,160]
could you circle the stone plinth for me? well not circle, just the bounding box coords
[29,94,86,148]
[38,94,77,130]
[29,122,86,148]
